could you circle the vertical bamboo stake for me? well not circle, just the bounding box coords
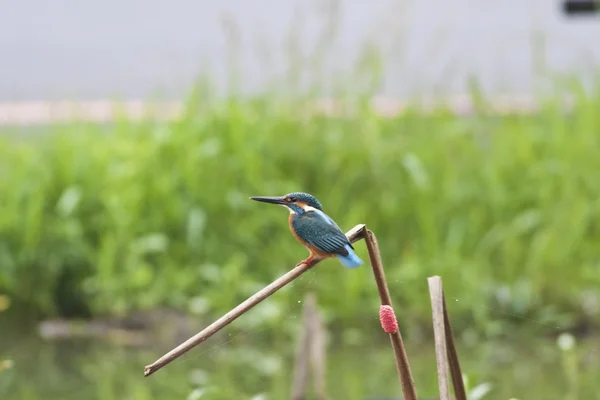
[290,292,327,400]
[427,275,467,400]
[428,276,451,400]
[309,295,327,400]
[443,295,467,400]
[291,293,313,400]
[427,276,474,400]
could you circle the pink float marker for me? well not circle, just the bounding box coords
[379,305,398,334]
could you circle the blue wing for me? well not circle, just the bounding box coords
[291,211,353,255]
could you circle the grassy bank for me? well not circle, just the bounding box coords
[1,90,599,338]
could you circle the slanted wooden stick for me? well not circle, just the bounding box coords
[364,229,418,400]
[143,224,366,377]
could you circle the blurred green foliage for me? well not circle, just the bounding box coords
[1,89,599,336]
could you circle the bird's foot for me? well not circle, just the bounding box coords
[296,256,314,267]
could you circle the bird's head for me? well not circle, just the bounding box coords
[250,192,323,214]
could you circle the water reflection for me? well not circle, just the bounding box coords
[2,321,600,400]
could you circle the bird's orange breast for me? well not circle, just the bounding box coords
[288,214,306,245]
[288,214,331,258]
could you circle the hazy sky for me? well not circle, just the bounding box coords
[1,0,599,101]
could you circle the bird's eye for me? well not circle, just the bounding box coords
[288,196,297,202]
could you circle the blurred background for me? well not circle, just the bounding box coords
[1,1,600,399]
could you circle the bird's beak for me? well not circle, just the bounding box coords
[249,196,287,205]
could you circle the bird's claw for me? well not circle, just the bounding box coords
[296,257,314,267]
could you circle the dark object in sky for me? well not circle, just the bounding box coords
[562,0,598,15]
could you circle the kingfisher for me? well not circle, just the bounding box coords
[250,192,364,268]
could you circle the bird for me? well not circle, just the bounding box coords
[249,192,364,268]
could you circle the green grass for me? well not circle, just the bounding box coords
[1,88,600,338]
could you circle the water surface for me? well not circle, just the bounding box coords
[2,321,599,400]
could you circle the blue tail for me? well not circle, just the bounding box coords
[336,244,364,268]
